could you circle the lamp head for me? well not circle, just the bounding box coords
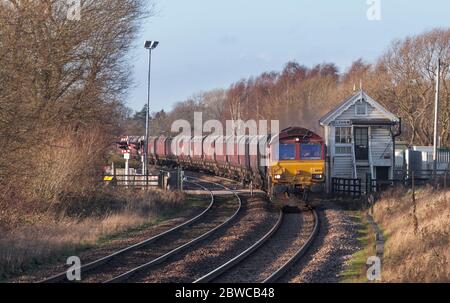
[145,41,159,50]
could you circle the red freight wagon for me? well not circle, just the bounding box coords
[226,136,239,167]
[175,136,191,161]
[155,136,167,158]
[191,136,205,161]
[203,135,217,162]
[248,135,266,172]
[215,136,228,165]
[148,137,158,161]
[237,136,250,170]
[148,137,157,155]
[249,136,260,173]
[171,136,181,159]
[165,137,174,158]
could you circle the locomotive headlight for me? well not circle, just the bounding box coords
[274,174,282,180]
[312,174,323,180]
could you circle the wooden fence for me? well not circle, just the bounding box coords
[332,178,362,196]
[369,170,450,193]
[333,169,450,197]
[103,174,161,189]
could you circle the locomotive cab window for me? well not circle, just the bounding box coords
[279,143,296,160]
[301,143,322,160]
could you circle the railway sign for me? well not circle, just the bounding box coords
[124,153,130,160]
[332,120,352,126]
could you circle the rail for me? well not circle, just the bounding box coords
[194,209,284,283]
[195,207,319,283]
[263,208,319,283]
[105,176,242,283]
[41,179,215,283]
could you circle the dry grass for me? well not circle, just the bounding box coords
[0,127,113,232]
[373,187,449,282]
[0,189,184,279]
[0,125,186,279]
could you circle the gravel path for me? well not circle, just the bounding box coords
[281,202,362,283]
[128,195,279,283]
[214,208,315,283]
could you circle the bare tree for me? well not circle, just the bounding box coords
[0,0,151,206]
[373,28,450,145]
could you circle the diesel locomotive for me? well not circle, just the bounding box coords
[146,126,325,197]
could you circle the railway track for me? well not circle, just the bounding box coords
[194,205,319,283]
[41,174,318,284]
[263,208,319,283]
[41,177,241,283]
[125,180,317,283]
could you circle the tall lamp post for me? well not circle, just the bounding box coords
[432,58,441,180]
[433,58,449,181]
[143,40,159,177]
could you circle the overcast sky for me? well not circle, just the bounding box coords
[125,0,450,112]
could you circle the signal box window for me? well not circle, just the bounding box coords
[335,127,352,144]
[301,144,322,160]
[355,102,367,116]
[279,144,296,160]
[335,146,352,154]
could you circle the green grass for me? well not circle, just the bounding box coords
[340,211,376,283]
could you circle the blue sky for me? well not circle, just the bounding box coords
[125,0,450,112]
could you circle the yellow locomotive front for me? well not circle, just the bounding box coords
[268,127,325,197]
